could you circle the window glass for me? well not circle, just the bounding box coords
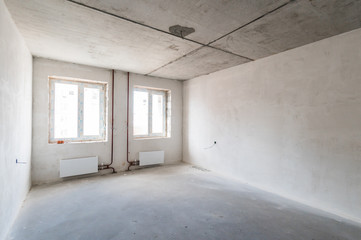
[133,91,149,135]
[54,83,78,138]
[152,94,164,134]
[84,87,100,136]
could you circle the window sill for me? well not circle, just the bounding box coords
[48,140,108,145]
[133,136,170,141]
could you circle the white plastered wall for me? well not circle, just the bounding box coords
[32,58,182,185]
[0,1,33,238]
[183,28,361,223]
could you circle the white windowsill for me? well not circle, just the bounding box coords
[133,136,170,141]
[48,140,108,145]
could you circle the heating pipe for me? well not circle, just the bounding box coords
[127,72,139,170]
[99,69,116,173]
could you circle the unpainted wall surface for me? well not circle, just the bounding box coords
[32,58,182,185]
[183,28,361,223]
[0,1,33,239]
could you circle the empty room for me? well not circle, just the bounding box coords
[1,0,361,239]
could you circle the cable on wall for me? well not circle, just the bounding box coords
[203,141,217,150]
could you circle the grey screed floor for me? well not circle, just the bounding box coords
[7,163,361,240]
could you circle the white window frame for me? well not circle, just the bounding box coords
[48,76,108,144]
[133,86,169,139]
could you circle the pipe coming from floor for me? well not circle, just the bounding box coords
[127,72,140,171]
[99,69,116,173]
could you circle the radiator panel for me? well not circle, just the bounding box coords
[139,151,164,166]
[60,156,98,177]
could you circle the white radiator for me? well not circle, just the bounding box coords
[60,156,98,177]
[139,151,164,166]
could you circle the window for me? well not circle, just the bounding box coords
[49,76,107,143]
[133,86,170,138]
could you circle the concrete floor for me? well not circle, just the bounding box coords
[7,164,361,240]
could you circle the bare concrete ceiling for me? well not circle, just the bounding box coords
[5,0,361,80]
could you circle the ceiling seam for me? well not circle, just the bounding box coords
[206,45,253,61]
[66,0,202,45]
[144,0,293,77]
[145,46,204,76]
[64,0,292,77]
[146,44,255,76]
[146,0,294,75]
[207,0,294,46]
[65,0,253,60]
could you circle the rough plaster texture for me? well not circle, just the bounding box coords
[32,58,182,185]
[183,28,361,223]
[0,1,33,239]
[4,0,200,78]
[211,0,361,60]
[6,164,361,240]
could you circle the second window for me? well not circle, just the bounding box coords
[133,86,170,138]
